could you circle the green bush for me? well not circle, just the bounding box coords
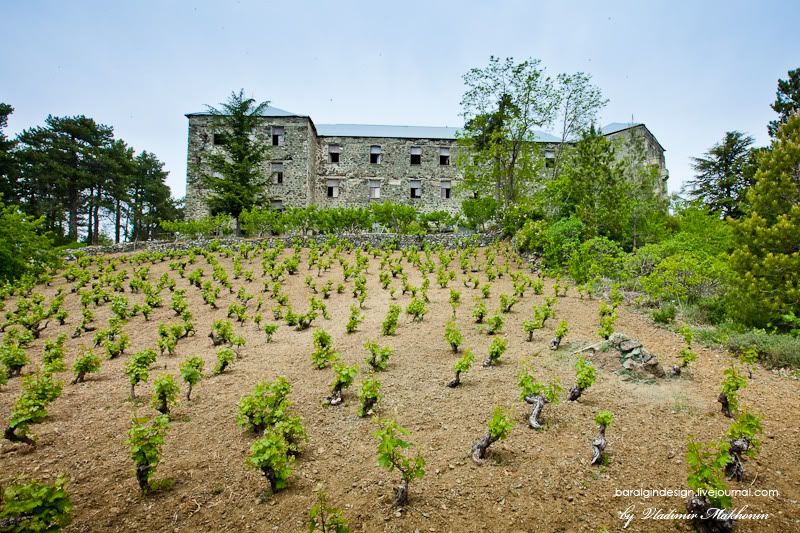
[444,321,462,352]
[487,406,515,440]
[382,305,401,336]
[724,329,800,369]
[364,341,392,371]
[307,488,350,533]
[72,350,101,384]
[237,377,291,433]
[5,373,63,444]
[247,430,294,493]
[151,374,180,415]
[127,414,170,493]
[568,236,625,283]
[356,377,382,417]
[179,356,204,400]
[0,475,72,531]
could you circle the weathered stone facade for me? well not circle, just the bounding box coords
[185,107,668,219]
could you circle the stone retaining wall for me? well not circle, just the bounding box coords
[74,231,501,256]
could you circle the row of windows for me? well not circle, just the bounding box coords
[326,179,452,200]
[329,144,451,166]
[213,126,286,147]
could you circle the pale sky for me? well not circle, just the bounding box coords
[3,0,798,199]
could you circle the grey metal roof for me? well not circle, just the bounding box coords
[316,123,562,142]
[600,122,642,135]
[185,105,306,118]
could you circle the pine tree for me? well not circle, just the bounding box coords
[730,114,800,330]
[768,68,800,137]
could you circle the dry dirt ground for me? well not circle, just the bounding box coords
[1,243,799,533]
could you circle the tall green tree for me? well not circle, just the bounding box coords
[552,73,607,178]
[127,151,179,241]
[685,131,756,219]
[730,114,800,330]
[199,89,270,234]
[0,198,59,281]
[768,68,800,137]
[0,103,18,203]
[456,57,559,213]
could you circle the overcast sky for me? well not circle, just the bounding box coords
[3,0,798,198]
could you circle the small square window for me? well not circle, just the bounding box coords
[410,146,421,165]
[370,145,381,164]
[439,147,450,166]
[272,126,285,146]
[326,179,339,198]
[369,180,381,199]
[213,133,227,146]
[440,181,452,199]
[271,162,284,184]
[271,199,283,210]
[328,144,341,163]
[545,149,555,169]
[410,180,421,199]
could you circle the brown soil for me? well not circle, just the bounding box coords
[1,245,799,533]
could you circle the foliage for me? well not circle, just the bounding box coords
[595,410,614,428]
[486,337,507,365]
[720,366,747,415]
[406,298,427,322]
[72,350,101,383]
[345,305,363,334]
[767,67,800,137]
[179,356,204,399]
[472,302,487,323]
[374,419,425,483]
[382,305,401,336]
[485,313,503,335]
[364,341,392,372]
[0,341,28,377]
[568,236,625,283]
[686,438,733,509]
[151,374,180,415]
[487,406,515,441]
[127,414,169,492]
[236,377,291,433]
[574,356,597,390]
[125,348,157,397]
[729,114,800,331]
[214,347,235,374]
[247,430,294,492]
[517,370,561,403]
[444,321,462,352]
[597,302,617,339]
[724,329,800,369]
[453,349,475,376]
[330,363,358,393]
[6,373,63,442]
[263,323,278,342]
[726,412,762,456]
[356,376,382,417]
[307,488,350,533]
[554,320,569,340]
[311,329,339,369]
[0,475,72,532]
[685,131,756,219]
[198,90,270,234]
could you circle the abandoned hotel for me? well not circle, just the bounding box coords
[184,106,668,219]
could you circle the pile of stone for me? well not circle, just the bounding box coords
[607,332,666,378]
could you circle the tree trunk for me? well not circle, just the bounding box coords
[4,426,34,445]
[447,371,461,388]
[394,478,409,506]
[525,394,547,429]
[567,385,583,401]
[130,383,136,401]
[115,198,122,244]
[550,337,562,350]
[686,495,734,533]
[591,424,607,465]
[261,466,279,493]
[718,393,733,418]
[136,464,151,492]
[71,372,85,385]
[327,386,343,406]
[93,186,101,244]
[186,383,193,401]
[726,437,750,481]
[470,431,497,464]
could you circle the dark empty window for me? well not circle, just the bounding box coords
[410,180,421,199]
[370,145,381,164]
[326,179,339,198]
[439,147,450,166]
[213,133,227,146]
[271,162,284,184]
[440,181,452,199]
[410,146,421,165]
[272,126,285,146]
[545,150,555,169]
[329,144,341,163]
[271,199,283,210]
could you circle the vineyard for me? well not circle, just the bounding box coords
[1,239,798,532]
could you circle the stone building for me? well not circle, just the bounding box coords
[184,106,667,219]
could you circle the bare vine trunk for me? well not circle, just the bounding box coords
[725,437,750,481]
[4,426,34,445]
[470,431,497,464]
[686,495,735,533]
[717,393,733,418]
[447,371,461,388]
[525,394,547,429]
[327,386,343,406]
[394,478,409,506]
[567,385,583,401]
[591,424,607,465]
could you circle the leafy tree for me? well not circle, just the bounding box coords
[685,438,734,532]
[247,429,294,494]
[199,89,271,234]
[444,321,462,352]
[236,377,291,433]
[151,374,180,416]
[0,474,72,532]
[768,68,800,137]
[567,356,596,401]
[0,103,18,203]
[729,114,800,330]
[179,356,204,400]
[470,406,515,463]
[4,373,63,445]
[71,350,101,384]
[447,349,475,388]
[307,488,350,533]
[457,57,558,214]
[356,376,382,417]
[685,131,756,219]
[0,199,59,282]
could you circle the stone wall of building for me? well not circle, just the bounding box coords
[606,125,669,190]
[185,115,316,220]
[313,136,463,214]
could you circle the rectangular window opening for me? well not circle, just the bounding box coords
[272,126,285,146]
[410,146,422,165]
[213,133,227,146]
[271,162,284,184]
[440,181,452,199]
[545,149,555,169]
[410,180,422,199]
[326,179,340,198]
[328,144,341,164]
[370,145,381,164]
[369,180,381,199]
[439,147,450,166]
